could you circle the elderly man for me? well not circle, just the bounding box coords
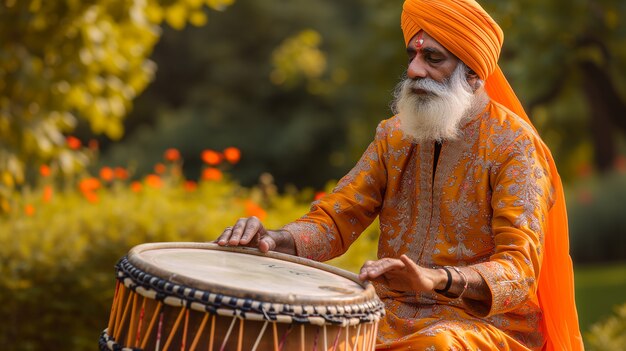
[217,0,583,349]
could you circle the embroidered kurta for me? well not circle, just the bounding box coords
[283,100,554,350]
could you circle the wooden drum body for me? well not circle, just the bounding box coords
[99,242,384,350]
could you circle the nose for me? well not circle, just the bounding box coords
[407,56,427,80]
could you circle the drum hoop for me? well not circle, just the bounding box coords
[120,242,385,326]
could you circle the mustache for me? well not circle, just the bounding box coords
[402,77,449,97]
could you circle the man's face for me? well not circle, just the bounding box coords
[406,31,460,84]
[392,30,482,143]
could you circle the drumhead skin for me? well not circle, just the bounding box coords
[127,242,377,306]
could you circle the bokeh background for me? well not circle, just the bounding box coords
[1,0,625,349]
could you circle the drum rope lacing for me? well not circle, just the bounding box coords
[115,256,385,327]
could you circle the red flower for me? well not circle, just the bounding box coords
[79,177,101,203]
[145,174,163,189]
[130,181,142,192]
[66,136,82,150]
[184,180,197,192]
[43,185,53,203]
[39,165,51,177]
[99,167,114,182]
[83,192,99,203]
[164,148,181,162]
[154,163,166,175]
[114,167,129,180]
[244,200,267,221]
[223,147,241,164]
[24,204,35,216]
[202,168,223,181]
[201,150,222,165]
[79,177,101,193]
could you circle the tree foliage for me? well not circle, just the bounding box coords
[481,0,626,177]
[99,0,406,189]
[0,0,233,200]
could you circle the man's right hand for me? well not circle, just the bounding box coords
[216,216,296,255]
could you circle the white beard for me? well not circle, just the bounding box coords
[392,63,478,143]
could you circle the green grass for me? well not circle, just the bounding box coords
[575,261,626,334]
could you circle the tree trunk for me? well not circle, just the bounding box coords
[579,60,626,172]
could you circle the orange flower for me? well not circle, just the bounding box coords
[24,204,35,216]
[114,167,129,180]
[184,180,197,192]
[145,174,163,189]
[40,165,51,177]
[130,181,142,192]
[164,148,181,162]
[78,177,100,203]
[83,191,99,203]
[244,200,267,221]
[43,185,53,203]
[66,136,82,150]
[201,150,222,165]
[154,163,166,175]
[314,191,326,201]
[223,147,241,164]
[99,167,114,182]
[79,177,101,193]
[202,167,223,181]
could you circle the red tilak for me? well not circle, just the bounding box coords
[415,31,424,49]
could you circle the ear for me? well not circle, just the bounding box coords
[466,69,481,92]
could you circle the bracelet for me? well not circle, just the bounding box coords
[434,266,452,294]
[450,266,469,298]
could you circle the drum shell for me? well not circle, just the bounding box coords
[100,242,384,351]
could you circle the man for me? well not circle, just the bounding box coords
[217,0,584,349]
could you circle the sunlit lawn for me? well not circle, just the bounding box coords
[575,261,626,333]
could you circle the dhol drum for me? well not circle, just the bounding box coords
[99,242,384,351]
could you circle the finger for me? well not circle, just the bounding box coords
[240,216,262,245]
[359,258,404,280]
[228,218,248,245]
[258,233,276,253]
[358,260,376,280]
[399,255,419,274]
[216,227,233,245]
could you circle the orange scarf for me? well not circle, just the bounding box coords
[401,1,584,350]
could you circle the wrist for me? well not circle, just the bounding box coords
[271,229,297,255]
[434,268,450,291]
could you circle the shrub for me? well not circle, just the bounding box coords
[0,150,379,350]
[585,303,626,351]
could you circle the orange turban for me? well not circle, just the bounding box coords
[400,1,584,351]
[401,0,502,80]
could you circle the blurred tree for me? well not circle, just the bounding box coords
[482,0,626,178]
[101,0,626,188]
[0,0,233,204]
[100,0,406,189]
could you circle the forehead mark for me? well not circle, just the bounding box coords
[415,31,424,49]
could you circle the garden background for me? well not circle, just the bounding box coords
[1,0,625,349]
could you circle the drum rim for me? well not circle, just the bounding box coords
[126,242,379,306]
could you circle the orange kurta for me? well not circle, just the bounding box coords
[284,101,556,350]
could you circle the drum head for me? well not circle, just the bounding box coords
[127,242,374,306]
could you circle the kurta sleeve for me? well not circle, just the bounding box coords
[464,132,554,317]
[282,122,389,261]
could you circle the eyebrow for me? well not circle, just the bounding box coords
[406,46,446,56]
